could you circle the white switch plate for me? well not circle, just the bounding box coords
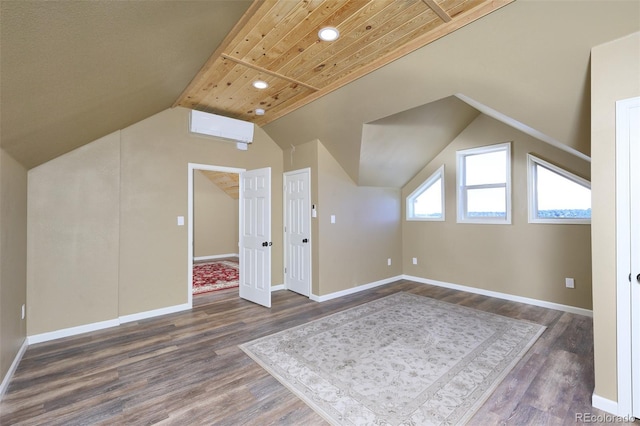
[387,258,391,266]
[177,216,185,226]
[21,304,25,320]
[330,215,336,224]
[412,257,418,265]
[565,278,575,288]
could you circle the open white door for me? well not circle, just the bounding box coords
[284,169,311,296]
[629,100,640,417]
[239,167,272,308]
[616,97,640,417]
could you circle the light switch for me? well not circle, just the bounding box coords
[330,215,336,224]
[177,216,185,226]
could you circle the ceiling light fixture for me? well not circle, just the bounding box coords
[318,27,340,42]
[255,108,265,116]
[252,80,268,89]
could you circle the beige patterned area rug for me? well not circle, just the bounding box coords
[239,292,546,425]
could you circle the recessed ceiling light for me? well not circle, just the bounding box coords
[318,27,340,42]
[255,108,265,116]
[252,80,268,89]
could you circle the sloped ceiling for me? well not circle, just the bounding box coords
[264,1,640,183]
[200,171,240,200]
[0,0,252,168]
[174,0,511,126]
[359,96,479,187]
[1,0,639,181]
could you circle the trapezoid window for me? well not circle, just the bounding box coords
[527,154,591,224]
[406,165,445,221]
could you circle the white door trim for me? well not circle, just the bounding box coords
[615,96,640,417]
[283,168,312,297]
[188,163,245,307]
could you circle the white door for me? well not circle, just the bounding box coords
[284,169,311,296]
[239,167,271,308]
[629,100,640,417]
[616,97,640,417]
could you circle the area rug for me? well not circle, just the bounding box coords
[239,292,545,425]
[192,260,239,294]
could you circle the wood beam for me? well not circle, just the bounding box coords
[220,54,320,92]
[422,0,452,22]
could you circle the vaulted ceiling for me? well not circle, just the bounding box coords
[1,0,639,186]
[174,0,511,126]
[0,0,253,168]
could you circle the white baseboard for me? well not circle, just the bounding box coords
[404,275,593,317]
[27,302,192,345]
[310,275,403,303]
[27,318,121,345]
[194,253,238,262]
[591,393,619,416]
[0,338,28,399]
[119,303,191,324]
[271,284,285,291]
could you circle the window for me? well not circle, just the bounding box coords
[406,165,444,221]
[457,142,511,224]
[527,154,591,224]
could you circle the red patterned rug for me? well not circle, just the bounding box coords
[193,260,239,295]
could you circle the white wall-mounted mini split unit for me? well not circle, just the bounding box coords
[189,110,254,144]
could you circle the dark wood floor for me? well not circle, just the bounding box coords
[0,280,615,425]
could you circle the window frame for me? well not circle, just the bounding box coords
[456,142,512,224]
[406,165,445,221]
[527,154,591,225]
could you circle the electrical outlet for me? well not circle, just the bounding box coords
[412,257,418,265]
[21,304,25,320]
[565,278,575,289]
[387,258,392,266]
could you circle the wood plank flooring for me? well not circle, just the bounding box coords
[0,280,616,425]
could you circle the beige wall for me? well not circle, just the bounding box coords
[27,133,121,335]
[0,149,28,386]
[284,139,403,297]
[316,142,402,296]
[194,171,238,258]
[27,107,283,334]
[591,32,640,403]
[403,114,592,309]
[118,108,283,316]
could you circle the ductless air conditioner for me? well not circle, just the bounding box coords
[189,110,254,143]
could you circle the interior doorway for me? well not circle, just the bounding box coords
[188,163,244,307]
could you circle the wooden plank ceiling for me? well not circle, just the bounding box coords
[201,171,240,199]
[174,0,513,126]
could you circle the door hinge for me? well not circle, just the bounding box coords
[284,267,287,274]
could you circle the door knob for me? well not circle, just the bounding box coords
[637,273,640,283]
[302,238,308,243]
